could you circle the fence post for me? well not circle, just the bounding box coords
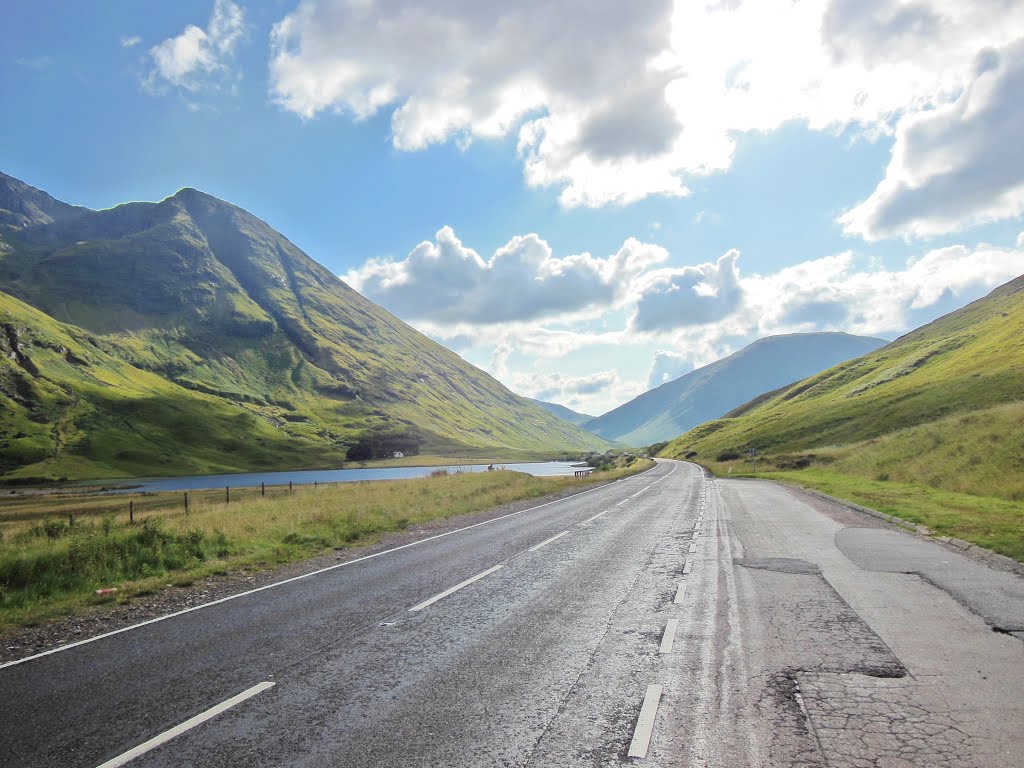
[289,481,293,493]
[226,486,230,504]
[261,482,265,497]
[314,481,318,490]
[129,500,135,525]
[69,512,75,527]
[184,492,190,513]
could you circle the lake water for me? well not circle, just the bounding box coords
[99,461,589,493]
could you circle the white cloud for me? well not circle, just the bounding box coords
[740,245,1023,337]
[841,39,1024,240]
[268,0,1024,227]
[356,233,1022,413]
[120,35,142,48]
[146,0,245,92]
[511,368,644,416]
[345,226,668,324]
[630,251,744,331]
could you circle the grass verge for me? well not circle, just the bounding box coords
[718,465,1023,562]
[0,460,652,630]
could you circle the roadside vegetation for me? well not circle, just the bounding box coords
[0,459,652,630]
[660,276,1024,562]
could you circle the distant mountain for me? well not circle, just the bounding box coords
[528,398,595,426]
[584,333,888,446]
[661,274,1024,463]
[0,171,608,481]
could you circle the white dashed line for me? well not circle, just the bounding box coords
[95,681,275,768]
[673,582,687,604]
[582,509,611,524]
[1,464,666,671]
[688,542,698,554]
[627,684,664,759]
[528,530,571,552]
[409,564,505,612]
[659,619,679,654]
[683,561,693,575]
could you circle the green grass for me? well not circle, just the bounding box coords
[0,182,611,484]
[0,460,653,629]
[660,277,1024,560]
[662,277,1024,465]
[745,469,1024,562]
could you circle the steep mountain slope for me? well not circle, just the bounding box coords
[529,398,595,426]
[585,333,887,445]
[661,274,1024,463]
[0,172,608,481]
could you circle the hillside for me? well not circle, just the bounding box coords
[529,398,595,426]
[0,172,608,481]
[660,275,1024,559]
[661,275,1024,463]
[585,332,887,445]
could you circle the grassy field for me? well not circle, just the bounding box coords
[745,469,1023,562]
[686,401,1024,562]
[0,179,610,484]
[0,459,652,630]
[660,276,1024,561]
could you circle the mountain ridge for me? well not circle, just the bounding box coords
[585,332,888,446]
[661,273,1024,462]
[0,172,608,481]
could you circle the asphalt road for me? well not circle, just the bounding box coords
[2,459,1022,767]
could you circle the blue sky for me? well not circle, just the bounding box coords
[3,0,1023,414]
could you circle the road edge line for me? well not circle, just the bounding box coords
[1,464,666,671]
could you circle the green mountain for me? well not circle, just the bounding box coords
[585,332,888,446]
[661,275,1024,470]
[528,398,595,426]
[0,172,609,481]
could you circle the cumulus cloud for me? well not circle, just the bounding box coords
[630,251,743,331]
[512,368,645,416]
[345,227,668,324]
[145,0,245,92]
[841,39,1024,240]
[531,371,619,402]
[359,233,1021,412]
[268,0,1024,224]
[739,245,1023,337]
[120,35,142,48]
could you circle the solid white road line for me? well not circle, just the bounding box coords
[627,684,664,759]
[659,619,679,654]
[408,564,505,612]
[673,582,687,604]
[95,681,275,768]
[1,463,665,671]
[528,530,571,552]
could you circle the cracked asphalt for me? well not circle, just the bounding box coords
[1,460,1021,767]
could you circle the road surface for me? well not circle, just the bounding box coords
[1,459,1022,767]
